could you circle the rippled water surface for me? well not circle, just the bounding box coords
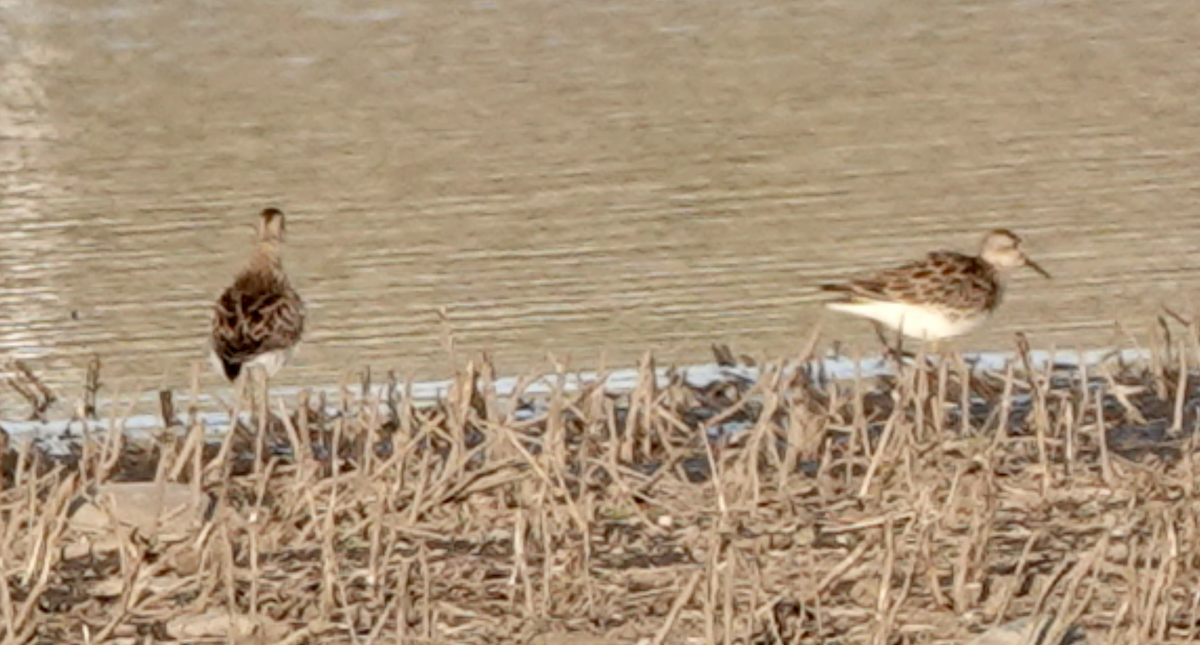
[3,0,1200,403]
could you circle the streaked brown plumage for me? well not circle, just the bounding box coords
[821,251,1004,315]
[210,208,305,381]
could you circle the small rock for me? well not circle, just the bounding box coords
[166,611,289,643]
[68,482,211,546]
[529,634,617,645]
[967,616,1085,645]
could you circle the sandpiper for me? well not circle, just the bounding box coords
[210,208,306,383]
[820,229,1049,342]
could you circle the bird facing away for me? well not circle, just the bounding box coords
[210,208,306,382]
[820,229,1050,341]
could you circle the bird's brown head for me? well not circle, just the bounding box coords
[257,208,286,243]
[979,229,1050,278]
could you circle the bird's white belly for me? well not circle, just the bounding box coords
[827,301,988,340]
[208,344,299,381]
[246,347,296,378]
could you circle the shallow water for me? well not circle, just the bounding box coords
[3,0,1200,414]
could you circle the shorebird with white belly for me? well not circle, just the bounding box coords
[821,229,1049,350]
[210,208,306,412]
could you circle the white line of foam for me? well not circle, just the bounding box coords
[4,348,1147,448]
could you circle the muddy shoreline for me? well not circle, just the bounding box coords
[3,333,1199,643]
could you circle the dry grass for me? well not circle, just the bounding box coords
[4,327,1200,644]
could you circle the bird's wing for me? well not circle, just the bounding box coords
[211,274,305,365]
[821,252,989,308]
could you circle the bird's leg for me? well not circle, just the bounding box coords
[235,369,255,439]
[871,321,891,351]
[252,364,269,470]
[209,369,247,479]
[920,339,943,373]
[873,322,914,365]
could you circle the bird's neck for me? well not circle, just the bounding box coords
[247,242,284,275]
